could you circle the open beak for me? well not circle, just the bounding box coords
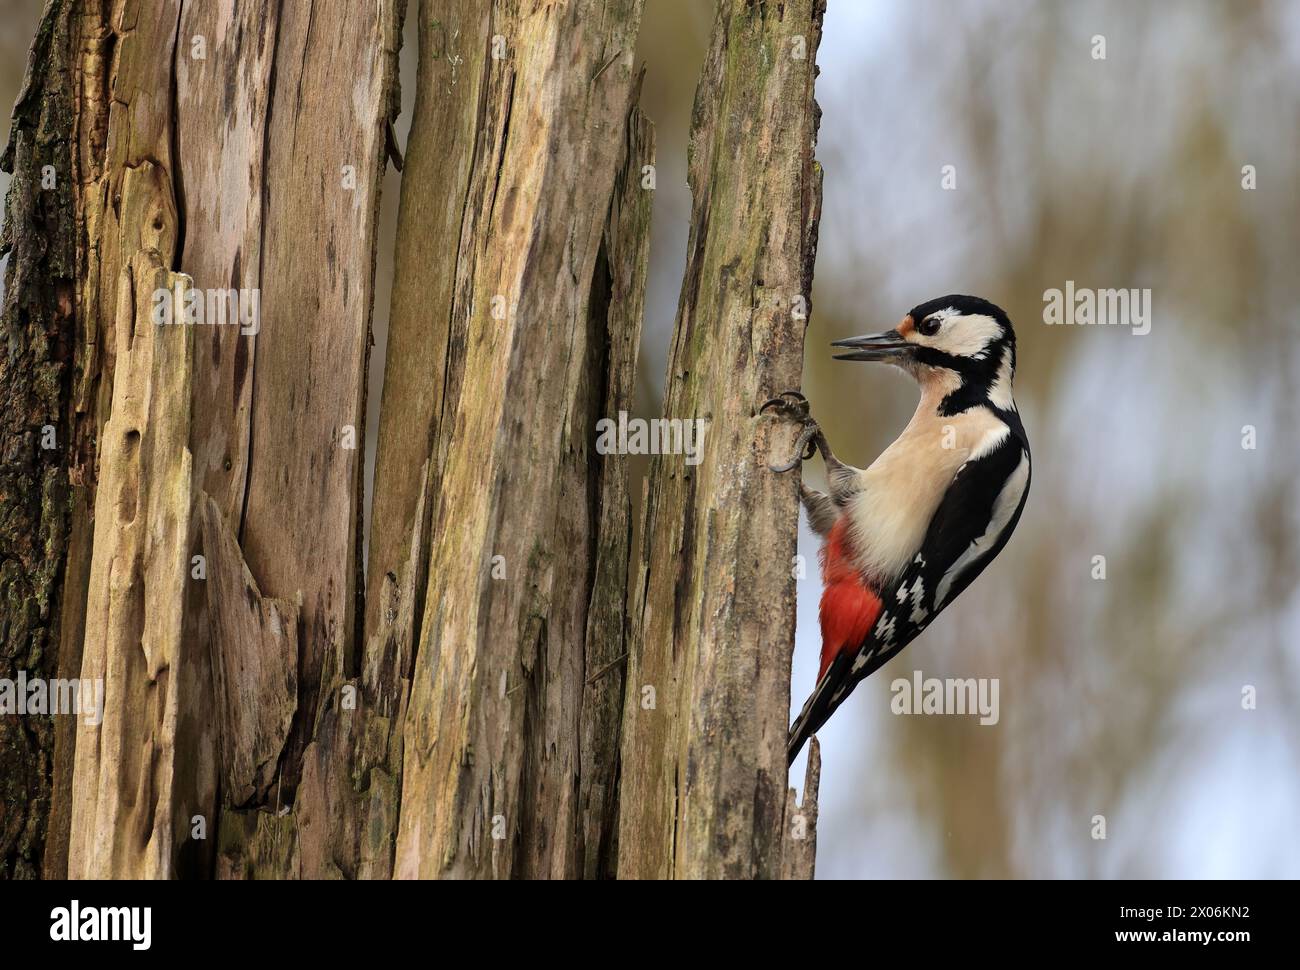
[831,329,913,362]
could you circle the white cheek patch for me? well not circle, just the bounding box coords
[921,313,1003,359]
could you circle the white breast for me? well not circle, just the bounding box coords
[845,405,1009,583]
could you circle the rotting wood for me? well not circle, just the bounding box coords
[365,0,489,646]
[33,0,188,878]
[576,96,655,880]
[174,0,278,527]
[617,0,826,880]
[68,253,193,880]
[214,0,403,878]
[293,464,431,880]
[392,0,648,880]
[199,493,298,809]
[1,0,828,883]
[236,0,399,807]
[222,460,430,879]
[171,0,282,880]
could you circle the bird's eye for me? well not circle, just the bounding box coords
[918,317,941,336]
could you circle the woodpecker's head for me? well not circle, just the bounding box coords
[832,294,1017,414]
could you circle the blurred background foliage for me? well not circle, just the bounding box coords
[5,0,1297,878]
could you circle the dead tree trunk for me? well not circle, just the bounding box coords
[617,0,825,879]
[384,0,650,880]
[0,0,401,880]
[1,0,822,880]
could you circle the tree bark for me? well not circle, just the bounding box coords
[0,0,77,880]
[617,0,825,880]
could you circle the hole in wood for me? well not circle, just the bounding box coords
[118,430,141,524]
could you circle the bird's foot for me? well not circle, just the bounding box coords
[760,389,809,417]
[760,390,822,473]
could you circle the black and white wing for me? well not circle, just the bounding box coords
[787,429,1031,764]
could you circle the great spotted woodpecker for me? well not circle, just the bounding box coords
[766,295,1030,766]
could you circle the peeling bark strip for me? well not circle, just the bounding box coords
[392,0,647,880]
[0,0,77,881]
[618,0,826,880]
[68,254,194,880]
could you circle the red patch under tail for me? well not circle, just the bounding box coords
[817,518,882,681]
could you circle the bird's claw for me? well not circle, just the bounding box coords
[759,389,808,417]
[762,390,821,473]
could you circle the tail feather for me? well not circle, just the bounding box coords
[787,652,855,766]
